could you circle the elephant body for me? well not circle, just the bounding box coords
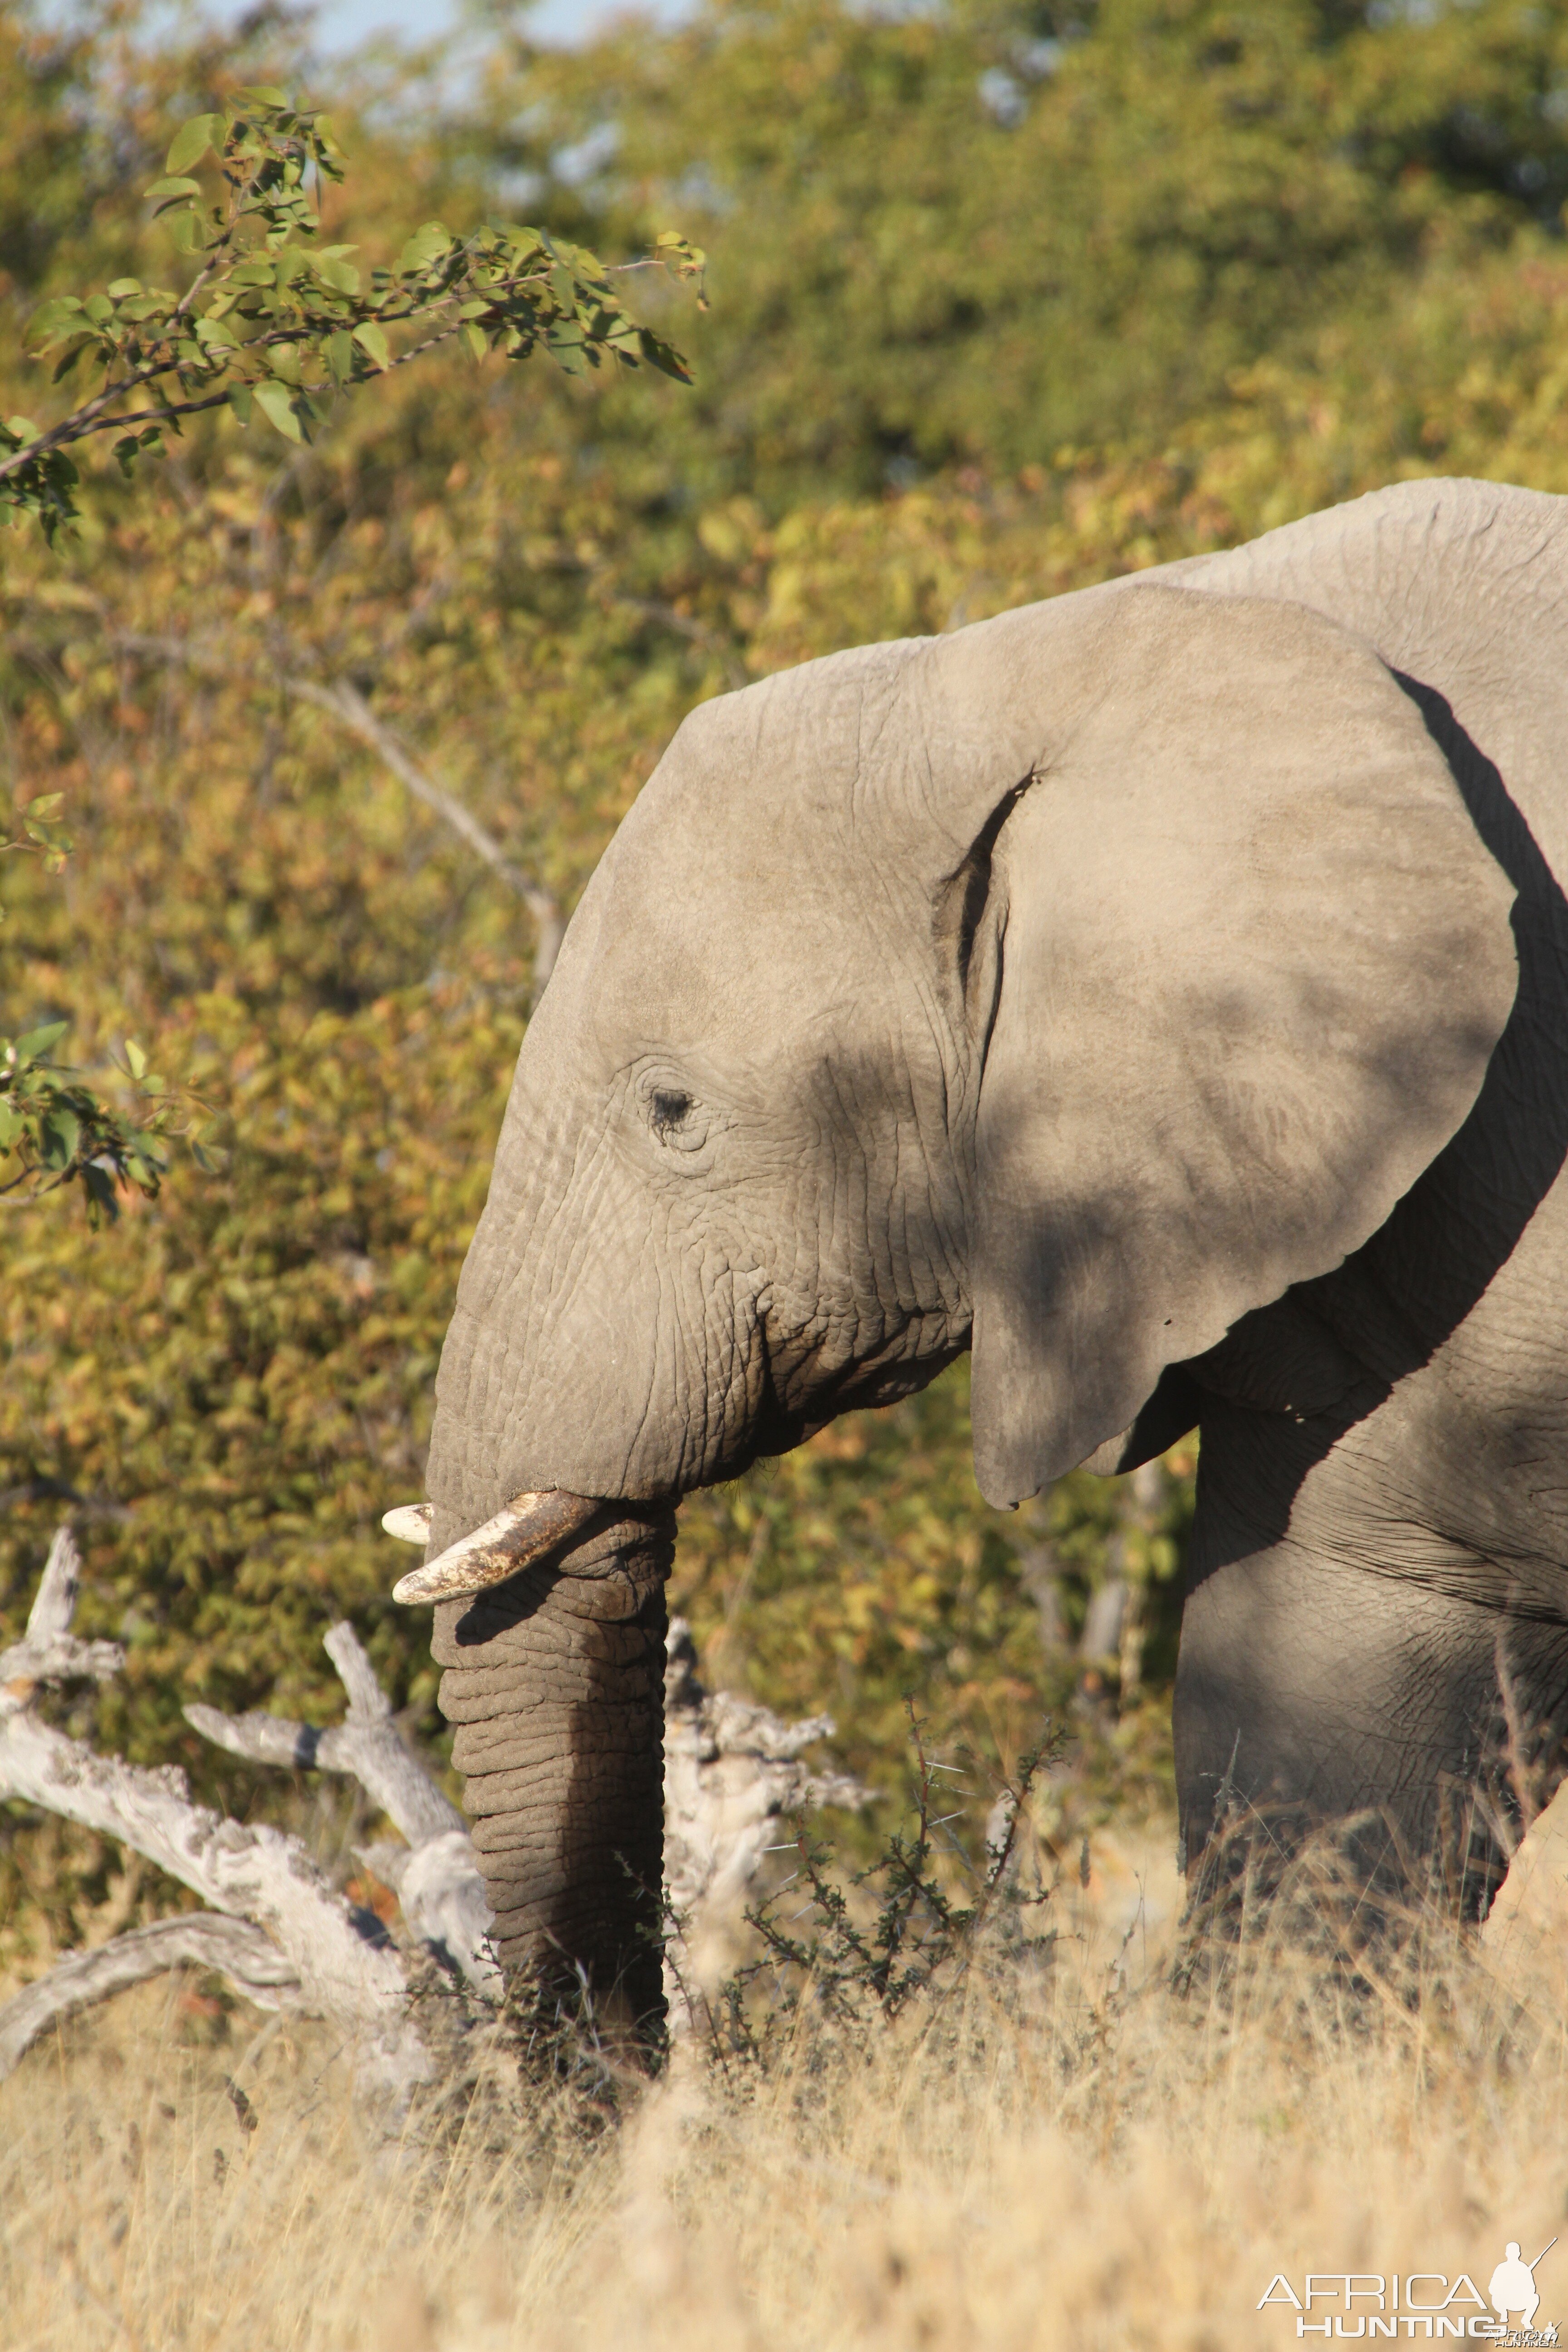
[415,479,1568,2011]
[1158,498,1568,1907]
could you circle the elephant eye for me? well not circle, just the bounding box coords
[650,1089,693,1138]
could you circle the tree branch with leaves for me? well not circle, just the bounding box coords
[0,85,704,541]
[0,795,198,1220]
[0,1022,203,1223]
[0,79,702,1220]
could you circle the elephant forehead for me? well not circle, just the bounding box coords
[583,651,945,1038]
[616,647,925,877]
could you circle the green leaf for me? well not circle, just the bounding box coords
[351,320,390,372]
[637,327,693,383]
[106,278,142,299]
[313,249,362,294]
[12,1022,69,1067]
[0,1102,22,1154]
[166,113,223,174]
[83,1162,119,1220]
[169,211,202,255]
[24,297,84,345]
[397,221,452,275]
[251,380,304,442]
[325,330,354,387]
[124,1039,148,1081]
[312,251,360,296]
[228,383,254,425]
[144,176,201,200]
[460,321,487,363]
[50,337,93,384]
[38,1107,81,1172]
[25,794,64,820]
[240,83,289,106]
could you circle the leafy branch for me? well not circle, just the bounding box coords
[0,791,71,883]
[1,87,705,541]
[0,1025,207,1223]
[0,784,214,1219]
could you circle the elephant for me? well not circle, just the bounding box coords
[388,475,1568,2023]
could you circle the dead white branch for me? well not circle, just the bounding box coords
[0,1913,300,2080]
[0,1530,869,2067]
[0,1527,122,1700]
[187,1621,499,1998]
[0,1540,428,2095]
[0,1705,424,2089]
[663,1617,872,2020]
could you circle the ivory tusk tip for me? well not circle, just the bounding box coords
[382,1504,432,1544]
[392,1562,450,1605]
[389,1486,603,1606]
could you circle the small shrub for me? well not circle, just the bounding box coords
[706,1705,1062,2076]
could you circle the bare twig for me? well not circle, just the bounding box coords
[188,1622,463,1847]
[0,1533,428,2094]
[608,594,748,690]
[285,677,564,988]
[187,1620,499,1996]
[0,1914,301,2082]
[0,1704,424,2086]
[0,1527,123,1701]
[82,632,564,992]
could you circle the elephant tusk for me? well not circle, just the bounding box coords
[391,1488,604,1606]
[382,1504,432,1544]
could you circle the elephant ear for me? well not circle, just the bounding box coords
[957,583,1517,1506]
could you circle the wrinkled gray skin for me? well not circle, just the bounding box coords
[422,479,1568,2016]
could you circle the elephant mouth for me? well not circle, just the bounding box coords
[384,1488,608,1605]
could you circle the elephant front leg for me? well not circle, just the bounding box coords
[431,1508,675,2033]
[1174,1412,1568,1923]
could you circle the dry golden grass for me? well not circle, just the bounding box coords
[5,1801,1568,2352]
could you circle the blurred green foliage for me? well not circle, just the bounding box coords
[4,0,1568,1956]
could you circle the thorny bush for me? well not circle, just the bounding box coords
[705,1707,1063,2075]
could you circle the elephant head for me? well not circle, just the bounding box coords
[403,574,1516,2021]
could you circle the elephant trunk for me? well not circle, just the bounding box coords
[428,1506,674,2031]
